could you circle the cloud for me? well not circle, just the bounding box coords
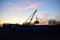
[7,2,18,6]
[6,2,43,11]
[5,0,44,11]
[24,2,42,9]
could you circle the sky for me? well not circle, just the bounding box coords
[0,0,60,24]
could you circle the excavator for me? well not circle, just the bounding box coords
[22,9,39,25]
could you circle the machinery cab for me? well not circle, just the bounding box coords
[34,15,39,24]
[23,22,30,25]
[34,21,39,24]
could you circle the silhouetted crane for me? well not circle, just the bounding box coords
[23,9,39,25]
[48,19,56,25]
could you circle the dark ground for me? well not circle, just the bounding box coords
[0,25,60,40]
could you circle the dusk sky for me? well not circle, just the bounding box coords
[0,0,60,24]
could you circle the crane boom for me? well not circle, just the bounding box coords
[23,9,37,24]
[29,9,37,23]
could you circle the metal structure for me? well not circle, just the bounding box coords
[34,15,39,24]
[48,19,56,25]
[23,9,39,25]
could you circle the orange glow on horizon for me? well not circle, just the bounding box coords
[0,18,48,25]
